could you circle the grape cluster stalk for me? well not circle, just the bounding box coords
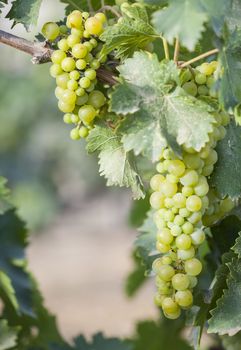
[150,61,234,319]
[42,10,108,140]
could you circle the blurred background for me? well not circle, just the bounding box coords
[0,0,158,341]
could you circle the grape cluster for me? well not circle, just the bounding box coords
[150,61,234,319]
[42,10,107,140]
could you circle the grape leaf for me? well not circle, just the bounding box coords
[125,251,147,297]
[131,320,192,350]
[0,209,33,317]
[74,333,132,350]
[218,29,241,112]
[0,320,19,350]
[86,125,144,199]
[0,0,8,14]
[222,332,241,350]
[226,0,241,32]
[135,210,158,271]
[6,0,43,29]
[208,257,241,336]
[110,52,214,161]
[152,0,208,50]
[100,5,156,59]
[61,0,115,13]
[210,120,241,199]
[0,177,12,215]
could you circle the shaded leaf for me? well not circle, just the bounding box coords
[87,125,144,199]
[125,251,147,297]
[152,0,208,50]
[0,320,19,350]
[211,120,241,199]
[74,333,132,350]
[7,0,43,29]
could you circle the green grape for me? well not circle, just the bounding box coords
[202,165,214,176]
[150,174,165,191]
[88,90,106,109]
[58,100,75,113]
[76,87,85,96]
[183,154,202,170]
[58,39,70,51]
[85,68,97,80]
[70,70,80,81]
[72,43,88,59]
[186,195,202,212]
[150,192,165,210]
[188,276,198,288]
[85,17,103,35]
[172,273,190,291]
[182,81,198,96]
[179,208,191,218]
[63,113,72,124]
[198,62,214,76]
[51,50,66,64]
[89,38,98,48]
[61,89,77,104]
[175,290,193,307]
[191,229,205,245]
[71,28,83,37]
[176,234,192,250]
[85,52,94,63]
[56,73,69,89]
[182,222,194,234]
[198,85,209,96]
[184,258,202,276]
[71,114,80,123]
[162,297,180,314]
[195,73,207,85]
[205,149,218,165]
[79,126,89,138]
[55,86,64,99]
[67,34,80,48]
[194,176,209,197]
[168,160,186,177]
[67,79,78,91]
[161,181,177,197]
[78,104,97,124]
[174,215,185,226]
[42,22,60,40]
[180,170,199,187]
[70,127,81,140]
[76,93,89,106]
[79,77,91,88]
[76,59,87,70]
[156,242,170,253]
[94,12,107,23]
[154,293,165,307]
[59,24,68,34]
[161,256,172,265]
[90,59,101,70]
[182,186,194,197]
[164,309,181,320]
[188,211,202,225]
[67,10,83,29]
[173,193,186,208]
[83,30,90,38]
[166,174,179,184]
[82,12,90,20]
[177,246,195,260]
[61,57,76,72]
[170,224,182,237]
[157,265,175,281]
[83,41,93,52]
[50,64,63,77]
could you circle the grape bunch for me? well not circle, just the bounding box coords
[42,10,107,140]
[150,61,234,319]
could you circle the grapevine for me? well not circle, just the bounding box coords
[1,0,241,349]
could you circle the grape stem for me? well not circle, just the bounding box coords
[0,29,117,86]
[162,37,170,60]
[98,5,121,18]
[180,48,219,68]
[173,38,180,64]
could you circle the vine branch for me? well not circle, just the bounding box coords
[0,29,117,86]
[173,38,180,64]
[98,5,121,17]
[180,48,219,68]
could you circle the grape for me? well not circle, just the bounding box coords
[56,73,69,89]
[191,229,205,245]
[156,242,170,253]
[61,90,77,104]
[168,160,186,177]
[59,25,68,34]
[150,192,165,209]
[198,85,209,96]
[176,234,192,250]
[90,38,98,48]
[88,91,106,109]
[182,222,194,234]
[95,12,107,23]
[85,69,97,80]
[67,10,83,29]
[177,247,195,260]
[175,290,193,307]
[55,87,64,99]
[85,17,103,35]
[70,128,81,140]
[61,57,76,72]
[182,186,194,197]
[173,193,186,208]
[79,77,91,88]
[51,50,66,64]
[58,100,75,113]
[172,273,190,291]
[76,87,85,96]
[58,39,70,51]
[50,64,62,77]
[83,41,93,52]
[78,105,97,124]
[67,79,78,91]
[198,62,213,76]
[76,59,87,70]
[71,114,79,123]
[90,59,101,70]
[150,174,165,191]
[195,73,207,85]
[79,126,89,138]
[184,258,202,276]
[182,81,198,96]
[69,70,80,81]
[71,28,83,37]
[180,170,199,187]
[157,265,175,281]
[162,297,180,314]
[72,43,88,59]
[42,22,60,40]
[63,113,72,124]
[161,181,177,197]
[186,195,202,212]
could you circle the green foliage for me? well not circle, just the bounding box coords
[6,0,43,29]
[0,0,7,14]
[0,320,19,350]
[74,333,132,350]
[111,52,213,161]
[101,4,157,59]
[87,125,144,199]
[125,252,147,297]
[211,120,241,199]
[61,0,115,13]
[152,0,208,51]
